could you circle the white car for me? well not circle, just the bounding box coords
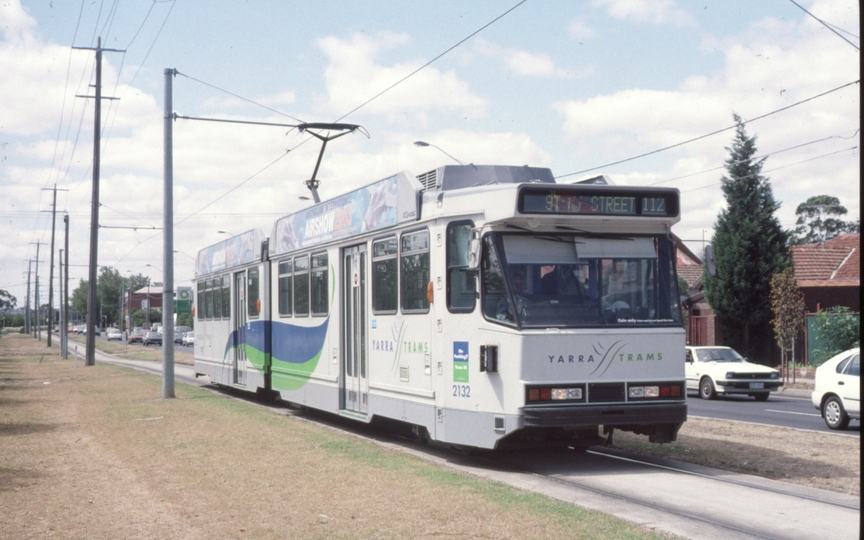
[181,331,194,347]
[106,329,122,341]
[811,348,860,430]
[685,346,782,401]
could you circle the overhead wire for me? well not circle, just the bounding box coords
[332,0,529,123]
[786,0,860,50]
[646,132,859,186]
[555,79,860,179]
[171,1,529,233]
[681,146,859,193]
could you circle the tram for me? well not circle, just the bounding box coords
[193,164,687,450]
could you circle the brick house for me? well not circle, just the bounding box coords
[790,233,860,364]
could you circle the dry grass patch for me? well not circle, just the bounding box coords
[612,417,860,496]
[1,334,668,540]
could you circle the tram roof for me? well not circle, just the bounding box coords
[195,228,267,277]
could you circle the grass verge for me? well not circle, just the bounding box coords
[1,334,669,539]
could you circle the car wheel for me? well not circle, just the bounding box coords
[699,377,716,399]
[753,392,770,402]
[823,396,850,430]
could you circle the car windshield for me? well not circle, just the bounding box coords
[481,233,682,328]
[696,348,745,363]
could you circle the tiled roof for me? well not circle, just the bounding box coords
[791,234,859,288]
[677,264,704,287]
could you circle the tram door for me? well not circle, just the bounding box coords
[342,245,368,413]
[233,271,247,386]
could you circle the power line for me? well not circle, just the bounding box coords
[786,0,860,50]
[680,145,858,193]
[555,79,860,179]
[167,1,528,225]
[177,72,305,123]
[647,132,858,186]
[333,0,529,123]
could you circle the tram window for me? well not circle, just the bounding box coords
[221,275,230,319]
[248,268,260,319]
[311,253,328,316]
[196,281,204,320]
[481,236,513,325]
[213,275,223,319]
[205,279,213,319]
[447,221,476,313]
[372,237,398,314]
[400,230,430,313]
[278,260,293,317]
[294,255,310,316]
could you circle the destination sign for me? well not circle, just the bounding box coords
[519,188,677,217]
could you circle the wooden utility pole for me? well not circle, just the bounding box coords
[74,37,124,366]
[29,242,43,341]
[42,184,68,347]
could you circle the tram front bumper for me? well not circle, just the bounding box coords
[521,401,687,428]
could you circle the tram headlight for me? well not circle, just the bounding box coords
[526,385,584,403]
[628,383,682,399]
[551,388,583,400]
[628,386,659,398]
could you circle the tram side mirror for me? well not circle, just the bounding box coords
[468,229,481,270]
[704,244,716,276]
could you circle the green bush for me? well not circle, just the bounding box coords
[812,306,860,365]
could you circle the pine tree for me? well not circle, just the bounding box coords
[703,114,789,355]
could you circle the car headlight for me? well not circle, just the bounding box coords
[725,372,735,379]
[770,372,779,379]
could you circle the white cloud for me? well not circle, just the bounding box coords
[472,38,588,79]
[591,0,696,26]
[315,32,487,124]
[555,0,859,250]
[567,19,595,40]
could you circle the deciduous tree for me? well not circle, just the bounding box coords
[769,268,805,381]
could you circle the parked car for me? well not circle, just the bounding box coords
[128,330,145,344]
[181,331,194,347]
[174,326,192,343]
[106,329,123,341]
[142,331,163,346]
[812,348,860,430]
[685,346,782,401]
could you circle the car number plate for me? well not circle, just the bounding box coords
[749,382,764,389]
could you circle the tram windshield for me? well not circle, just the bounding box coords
[482,233,683,328]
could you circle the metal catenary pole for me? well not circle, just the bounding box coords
[162,68,176,398]
[63,214,70,359]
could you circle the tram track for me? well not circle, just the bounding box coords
[585,446,860,511]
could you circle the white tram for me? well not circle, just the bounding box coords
[193,165,687,450]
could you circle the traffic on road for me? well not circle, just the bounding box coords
[686,387,860,436]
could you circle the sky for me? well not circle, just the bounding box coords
[0,0,859,311]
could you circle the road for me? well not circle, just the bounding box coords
[686,388,860,437]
